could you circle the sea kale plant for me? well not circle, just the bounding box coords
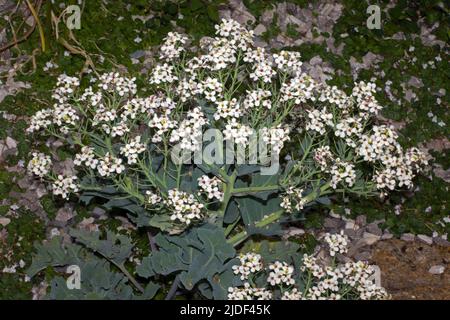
[25,19,426,299]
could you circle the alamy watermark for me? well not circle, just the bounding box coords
[66,265,81,290]
[366,5,381,29]
[65,5,81,30]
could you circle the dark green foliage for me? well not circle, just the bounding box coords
[137,223,237,299]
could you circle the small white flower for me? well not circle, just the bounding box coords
[165,189,204,226]
[27,152,52,178]
[324,231,349,256]
[267,261,296,286]
[232,253,263,280]
[198,175,223,201]
[52,175,79,199]
[120,136,146,165]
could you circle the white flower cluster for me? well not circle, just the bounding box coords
[215,18,253,52]
[352,81,382,117]
[160,32,188,61]
[79,86,101,106]
[280,73,318,104]
[148,114,177,143]
[232,253,264,280]
[357,125,427,191]
[243,89,272,110]
[280,187,306,213]
[334,117,364,147]
[97,153,125,177]
[249,60,276,83]
[267,261,296,286]
[313,145,334,171]
[330,159,356,189]
[306,108,333,135]
[260,125,290,154]
[324,231,349,256]
[165,189,204,225]
[27,108,52,133]
[197,77,223,102]
[74,146,98,169]
[145,190,162,206]
[52,104,80,128]
[98,72,137,97]
[176,78,198,102]
[223,118,254,145]
[228,254,294,300]
[27,152,52,178]
[110,121,130,137]
[202,38,237,71]
[341,261,389,300]
[198,175,223,201]
[92,105,117,126]
[52,74,80,103]
[170,107,208,151]
[149,63,178,85]
[243,47,265,63]
[281,288,303,300]
[273,50,302,74]
[301,254,389,300]
[214,99,241,120]
[228,283,272,300]
[357,125,400,163]
[318,85,350,110]
[229,230,389,300]
[120,136,146,165]
[312,146,357,189]
[52,175,79,199]
[28,76,82,134]
[302,255,325,278]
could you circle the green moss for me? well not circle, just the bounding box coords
[286,23,300,38]
[0,170,13,198]
[0,211,46,299]
[40,195,58,220]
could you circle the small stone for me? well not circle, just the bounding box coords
[344,228,358,239]
[345,220,358,230]
[286,227,305,237]
[428,265,445,275]
[253,24,267,36]
[362,232,381,245]
[253,39,268,48]
[347,239,368,256]
[78,217,99,232]
[55,206,75,223]
[5,137,17,149]
[92,207,106,218]
[401,233,415,242]
[130,50,146,59]
[324,217,344,230]
[417,234,433,245]
[353,251,372,261]
[356,215,366,227]
[0,217,11,226]
[381,232,393,240]
[366,223,382,236]
[329,211,341,219]
[49,228,61,238]
[433,237,450,247]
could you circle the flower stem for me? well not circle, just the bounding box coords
[232,185,281,194]
[227,181,331,247]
